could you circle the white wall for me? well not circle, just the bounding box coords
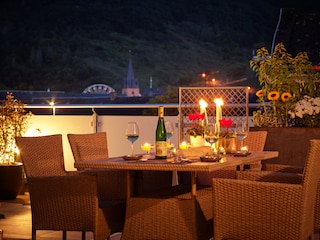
[26,115,179,171]
[25,114,252,171]
[26,115,94,171]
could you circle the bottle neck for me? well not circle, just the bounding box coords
[158,106,164,118]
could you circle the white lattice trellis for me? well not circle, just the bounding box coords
[178,87,249,142]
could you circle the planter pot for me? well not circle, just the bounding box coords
[250,127,320,167]
[0,163,24,200]
[189,135,206,147]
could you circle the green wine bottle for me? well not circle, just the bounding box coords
[155,106,167,159]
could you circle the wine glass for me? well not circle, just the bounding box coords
[165,121,174,156]
[125,122,139,156]
[235,121,248,149]
[204,123,219,157]
[165,121,174,140]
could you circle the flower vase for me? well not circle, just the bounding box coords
[189,135,205,147]
[219,137,236,153]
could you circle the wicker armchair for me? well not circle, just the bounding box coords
[16,134,68,177]
[263,163,320,232]
[121,185,213,240]
[212,139,320,240]
[197,131,267,185]
[27,175,109,240]
[67,132,127,200]
[16,134,123,240]
[235,130,268,171]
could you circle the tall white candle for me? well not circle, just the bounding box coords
[214,98,224,133]
[199,99,208,126]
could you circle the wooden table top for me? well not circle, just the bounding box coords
[74,151,279,172]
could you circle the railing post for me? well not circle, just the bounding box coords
[92,108,98,133]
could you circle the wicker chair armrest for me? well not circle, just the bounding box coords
[212,178,304,239]
[213,178,304,207]
[264,163,304,173]
[236,171,303,184]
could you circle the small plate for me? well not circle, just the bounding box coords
[122,155,143,161]
[233,151,251,157]
[200,155,221,162]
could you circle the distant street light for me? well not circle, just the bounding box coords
[201,71,219,86]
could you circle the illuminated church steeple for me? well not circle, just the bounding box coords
[122,50,141,97]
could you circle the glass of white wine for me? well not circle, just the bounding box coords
[235,121,248,149]
[204,123,219,157]
[165,121,174,157]
[125,122,139,156]
[165,121,174,140]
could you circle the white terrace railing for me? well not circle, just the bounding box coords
[24,102,258,171]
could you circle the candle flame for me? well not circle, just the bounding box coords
[199,99,208,108]
[214,98,224,106]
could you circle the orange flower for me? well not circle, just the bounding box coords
[256,89,264,98]
[267,91,280,101]
[281,92,292,102]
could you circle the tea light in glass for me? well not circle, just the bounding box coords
[179,141,188,150]
[141,142,153,159]
[219,146,226,155]
[240,146,249,154]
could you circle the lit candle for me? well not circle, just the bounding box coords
[167,143,174,149]
[172,148,177,155]
[179,141,188,150]
[241,146,249,154]
[141,142,152,152]
[219,146,226,155]
[199,99,208,126]
[214,98,224,133]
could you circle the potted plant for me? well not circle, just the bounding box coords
[185,112,206,146]
[249,42,320,167]
[0,92,32,199]
[250,42,320,127]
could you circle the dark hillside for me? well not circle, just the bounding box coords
[0,0,317,93]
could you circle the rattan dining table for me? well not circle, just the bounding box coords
[74,151,278,240]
